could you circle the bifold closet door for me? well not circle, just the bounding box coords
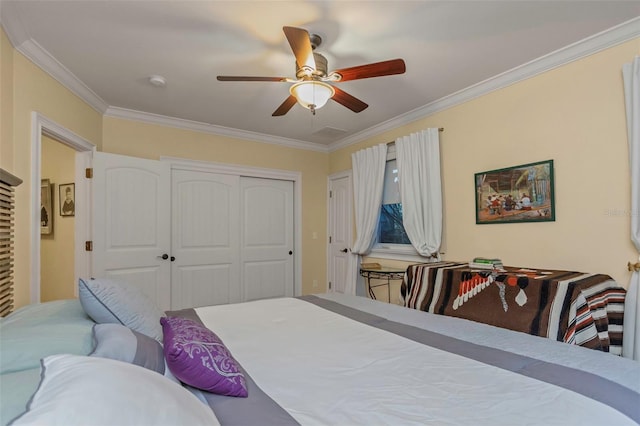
[170,170,240,309]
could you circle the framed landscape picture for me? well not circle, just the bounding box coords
[475,159,555,224]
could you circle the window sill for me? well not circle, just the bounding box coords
[369,245,433,263]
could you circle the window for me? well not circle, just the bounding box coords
[372,135,444,262]
[371,148,422,261]
[378,158,410,245]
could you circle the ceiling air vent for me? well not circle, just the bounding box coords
[312,127,348,138]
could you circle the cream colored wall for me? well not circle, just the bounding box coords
[40,135,76,301]
[8,48,102,309]
[102,117,329,296]
[332,38,640,288]
[1,28,14,172]
[5,23,637,308]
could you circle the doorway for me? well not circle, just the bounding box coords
[31,112,95,303]
[40,135,76,301]
[328,171,352,293]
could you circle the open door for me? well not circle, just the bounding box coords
[92,152,171,311]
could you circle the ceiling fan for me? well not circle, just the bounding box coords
[217,26,406,116]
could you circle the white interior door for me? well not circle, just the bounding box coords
[171,170,240,309]
[92,152,171,311]
[328,172,352,293]
[240,177,294,301]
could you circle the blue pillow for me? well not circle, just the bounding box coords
[79,278,164,341]
[90,323,177,382]
[90,324,164,372]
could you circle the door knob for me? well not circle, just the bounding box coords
[157,254,169,260]
[289,251,293,255]
[170,256,175,262]
[340,248,348,253]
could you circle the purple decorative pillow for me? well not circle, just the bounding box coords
[160,317,248,397]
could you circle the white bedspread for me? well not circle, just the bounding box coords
[195,296,638,426]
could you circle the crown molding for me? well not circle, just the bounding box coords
[328,16,640,152]
[2,2,108,113]
[105,107,330,153]
[3,6,638,154]
[12,39,109,114]
[0,2,30,48]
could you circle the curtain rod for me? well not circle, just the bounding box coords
[387,128,444,145]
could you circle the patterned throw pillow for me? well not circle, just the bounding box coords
[160,317,248,397]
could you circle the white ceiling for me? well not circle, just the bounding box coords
[2,1,639,150]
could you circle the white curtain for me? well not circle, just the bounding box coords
[395,128,443,259]
[346,143,388,294]
[623,56,640,361]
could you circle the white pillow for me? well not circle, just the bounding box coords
[10,354,220,426]
[79,278,163,341]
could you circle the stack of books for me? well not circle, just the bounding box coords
[468,257,504,270]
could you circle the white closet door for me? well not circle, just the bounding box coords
[240,177,294,301]
[171,170,240,309]
[92,152,171,311]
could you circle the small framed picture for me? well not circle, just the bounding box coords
[41,179,53,234]
[59,183,75,217]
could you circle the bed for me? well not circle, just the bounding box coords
[1,278,639,426]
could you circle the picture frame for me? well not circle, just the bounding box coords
[59,183,75,217]
[40,179,53,234]
[475,159,555,224]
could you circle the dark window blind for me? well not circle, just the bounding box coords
[0,169,22,317]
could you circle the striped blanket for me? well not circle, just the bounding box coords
[400,262,626,354]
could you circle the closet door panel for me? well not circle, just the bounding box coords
[243,260,288,301]
[176,264,233,308]
[171,170,240,309]
[241,177,294,302]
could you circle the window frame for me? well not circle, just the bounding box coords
[371,145,422,262]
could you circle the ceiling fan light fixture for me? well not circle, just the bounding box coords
[290,81,335,111]
[217,26,404,116]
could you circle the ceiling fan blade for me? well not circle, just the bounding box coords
[332,87,368,113]
[331,59,406,82]
[217,76,288,82]
[272,95,298,116]
[283,26,316,71]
